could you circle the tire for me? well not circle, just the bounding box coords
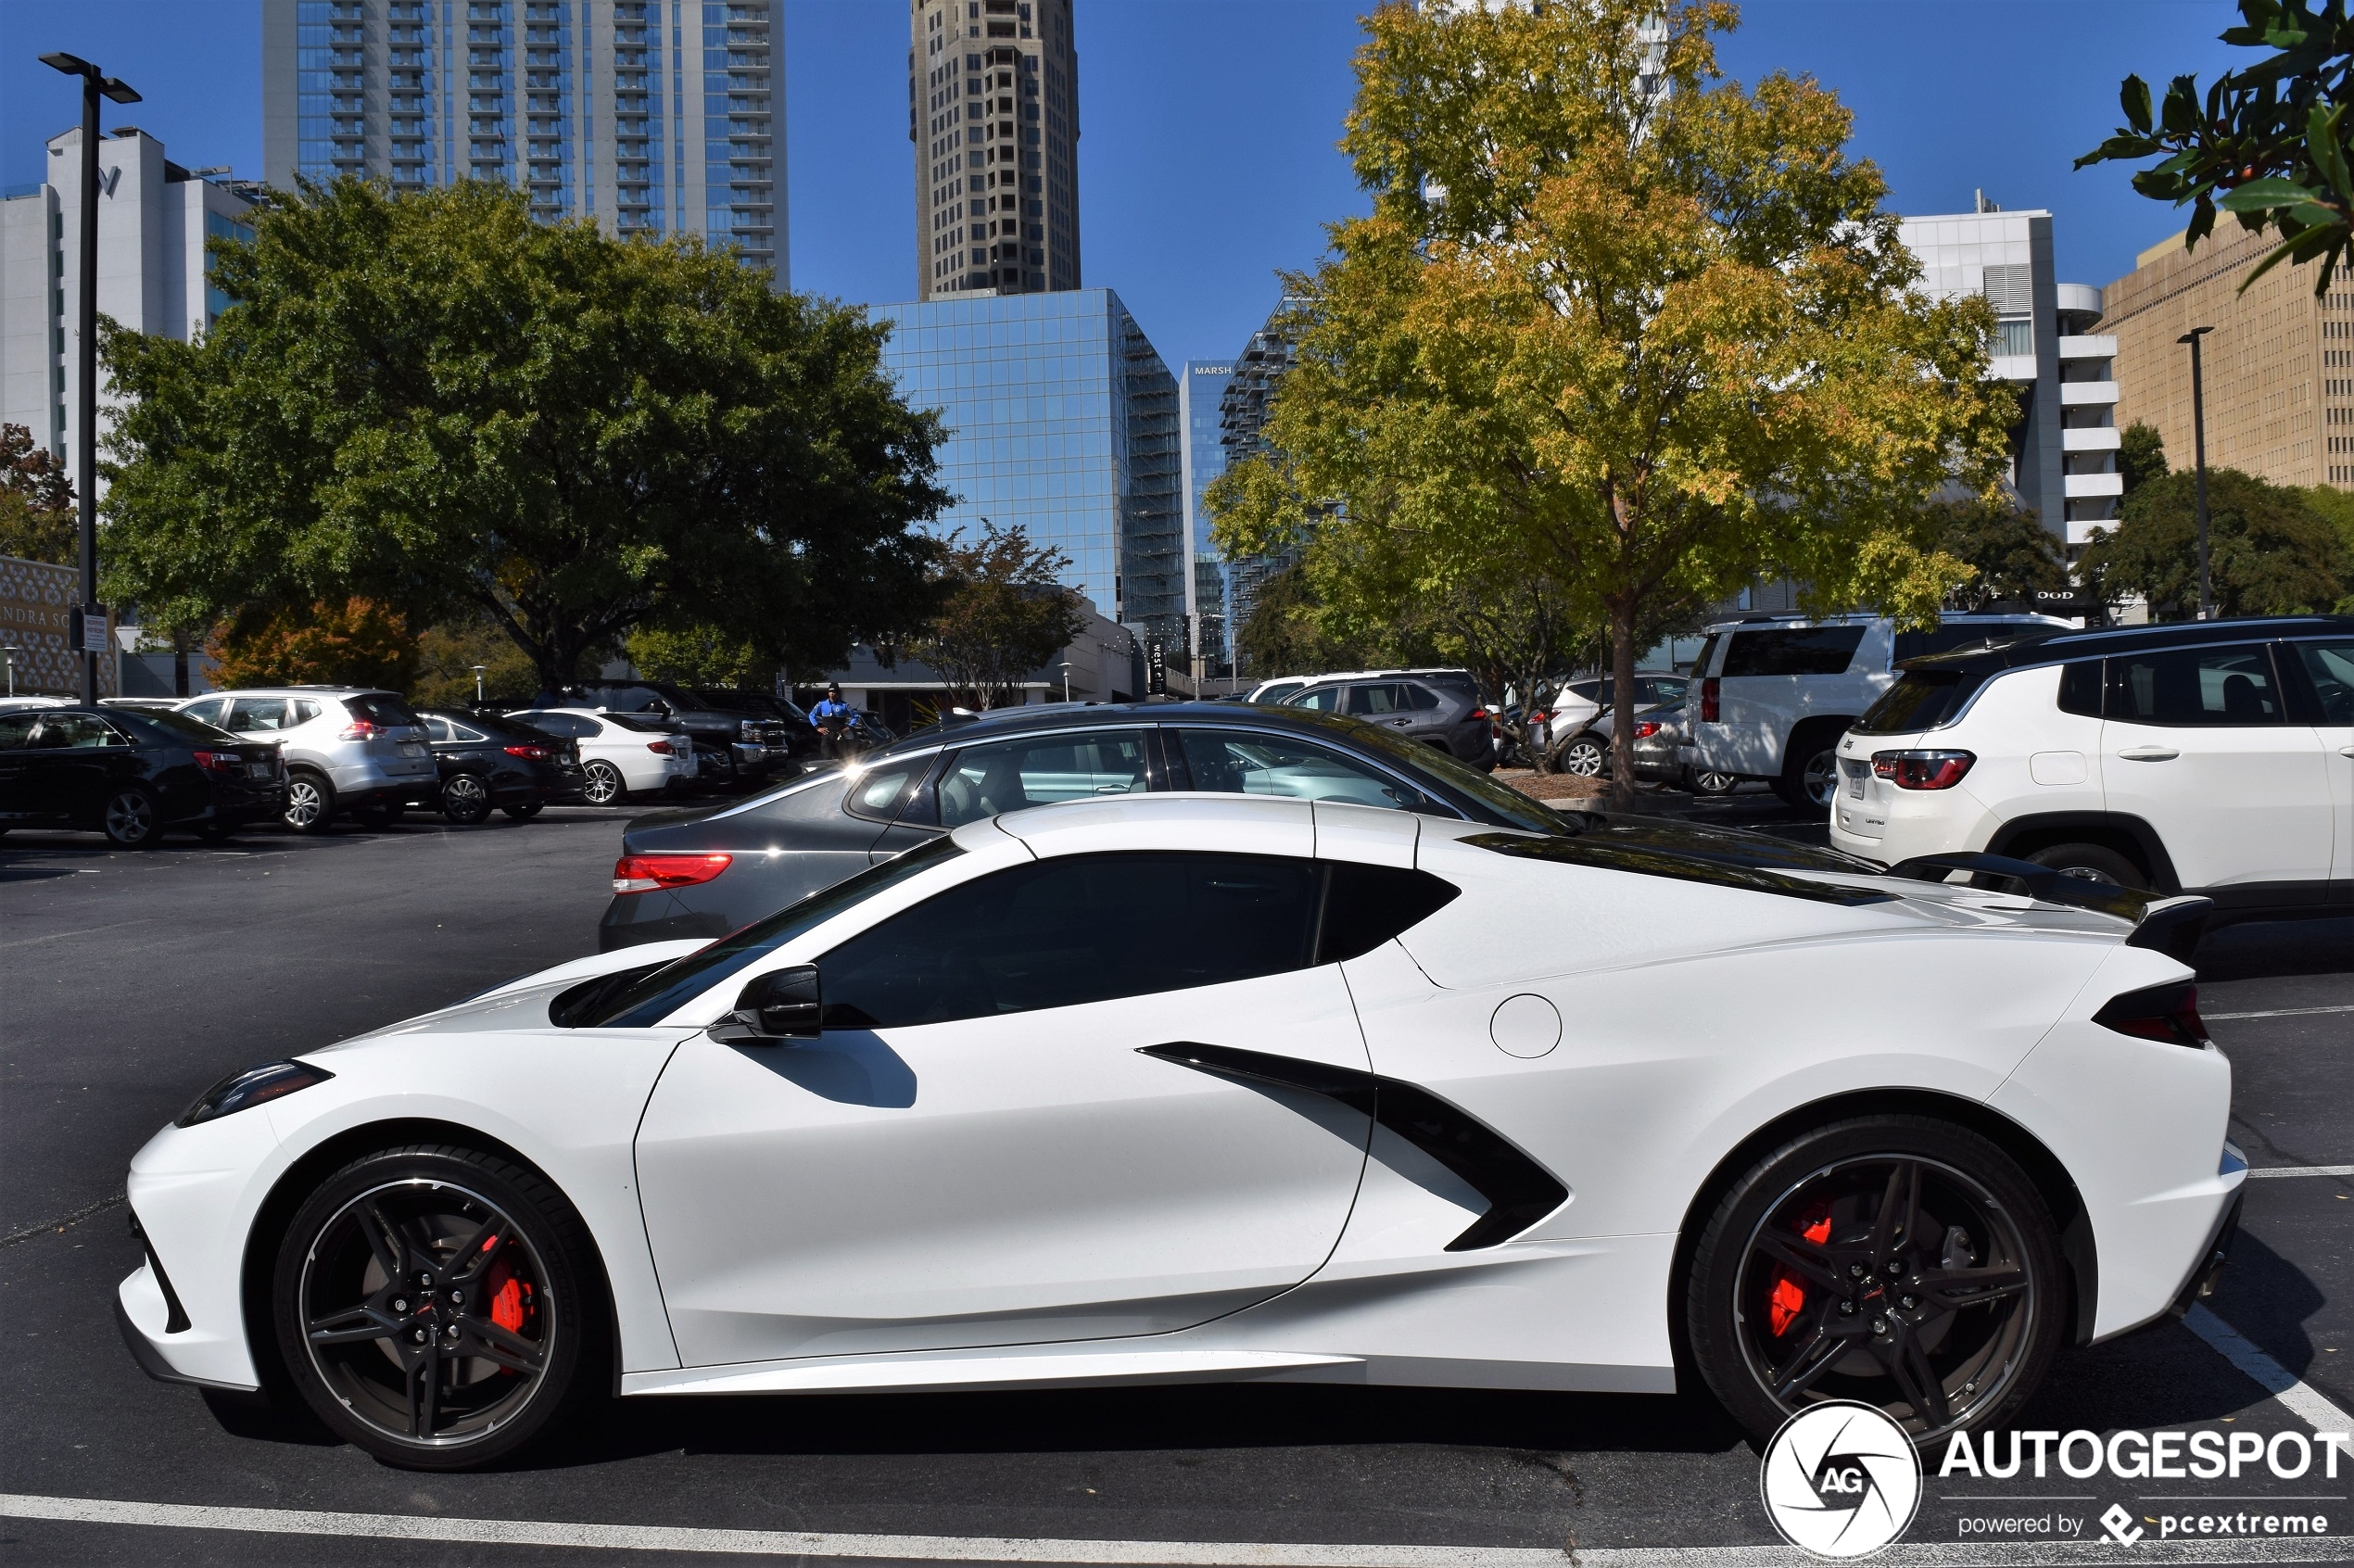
[580,761,626,807]
[1775,737,1841,813]
[2024,842,2146,891]
[1690,767,1739,797]
[1559,734,1609,778]
[1685,1114,2065,1448]
[101,783,163,848]
[500,802,545,822]
[440,773,493,826]
[271,1143,605,1471]
[283,771,335,834]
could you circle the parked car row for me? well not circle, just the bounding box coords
[0,704,287,847]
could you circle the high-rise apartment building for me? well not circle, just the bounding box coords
[1217,306,1303,662]
[261,0,785,285]
[2105,221,2352,492]
[1178,360,1233,669]
[908,0,1078,299]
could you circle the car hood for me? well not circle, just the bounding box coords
[314,940,707,1049]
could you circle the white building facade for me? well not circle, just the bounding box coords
[1,128,258,492]
[1898,203,2122,548]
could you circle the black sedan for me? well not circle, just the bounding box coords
[418,708,587,823]
[601,700,1715,950]
[0,705,285,847]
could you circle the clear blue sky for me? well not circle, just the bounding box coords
[3,1,2251,373]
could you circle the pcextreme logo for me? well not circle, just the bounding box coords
[1760,1401,1923,1560]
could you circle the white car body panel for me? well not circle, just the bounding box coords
[520,708,694,794]
[1835,665,2103,854]
[118,795,2238,1411]
[2098,714,2332,890]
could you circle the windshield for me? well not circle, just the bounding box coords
[1854,670,1984,735]
[1306,714,1571,833]
[562,834,966,1028]
[127,708,241,742]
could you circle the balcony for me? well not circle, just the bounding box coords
[2061,426,2121,453]
[2057,335,2117,360]
[2058,381,2120,407]
[1987,353,2036,382]
[2063,472,2124,499]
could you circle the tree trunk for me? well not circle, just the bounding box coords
[1608,601,1639,815]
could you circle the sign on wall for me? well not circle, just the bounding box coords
[1,555,116,697]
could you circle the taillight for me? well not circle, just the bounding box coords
[646,740,676,756]
[612,853,733,894]
[1871,749,1975,790]
[1468,706,1488,721]
[1700,677,1720,723]
[1635,719,1663,739]
[2093,981,2209,1047]
[504,744,550,760]
[338,720,383,741]
[192,751,239,772]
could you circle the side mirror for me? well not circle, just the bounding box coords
[711,964,822,1043]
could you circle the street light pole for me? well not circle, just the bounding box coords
[39,53,141,703]
[2178,325,2215,620]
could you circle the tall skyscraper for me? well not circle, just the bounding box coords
[908,0,1078,299]
[261,0,785,285]
[1178,360,1233,667]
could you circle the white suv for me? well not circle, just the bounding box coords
[1682,613,2069,809]
[174,688,437,832]
[1829,616,2354,909]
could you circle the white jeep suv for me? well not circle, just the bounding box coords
[1829,616,2354,911]
[1682,612,2068,810]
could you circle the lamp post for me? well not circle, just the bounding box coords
[472,664,488,705]
[1057,661,1073,703]
[2177,325,2215,620]
[38,52,141,703]
[3,645,19,698]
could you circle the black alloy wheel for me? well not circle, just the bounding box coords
[273,1145,598,1469]
[580,761,625,806]
[501,802,544,822]
[440,772,493,826]
[2026,842,2145,891]
[284,771,334,834]
[1687,1117,2062,1446]
[102,784,162,848]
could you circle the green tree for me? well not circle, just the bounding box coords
[1207,0,2011,807]
[1930,499,2069,610]
[2082,468,2347,617]
[98,180,948,693]
[2080,0,2354,296]
[1234,562,1389,679]
[910,521,1089,710]
[2120,421,2170,493]
[624,623,766,689]
[0,423,75,566]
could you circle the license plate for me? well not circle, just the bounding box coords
[247,762,272,778]
[399,742,426,758]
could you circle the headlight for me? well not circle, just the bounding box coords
[177,1060,335,1127]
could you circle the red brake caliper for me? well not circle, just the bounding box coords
[477,1233,530,1339]
[1768,1208,1834,1336]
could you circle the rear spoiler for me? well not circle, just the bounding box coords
[1884,852,2212,962]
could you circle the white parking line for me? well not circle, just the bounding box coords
[2184,1304,2354,1447]
[6,1493,2354,1565]
[2246,1167,2354,1179]
[2206,1005,2354,1021]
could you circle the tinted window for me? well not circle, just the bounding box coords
[0,714,40,751]
[2110,644,2282,726]
[1721,626,1867,677]
[344,694,422,727]
[2293,640,2354,724]
[1854,671,1985,734]
[34,714,127,748]
[817,852,1321,1028]
[1319,863,1462,962]
[844,758,928,821]
[2057,660,2103,717]
[1404,682,1443,712]
[574,835,965,1028]
[938,731,1148,827]
[1892,621,2056,663]
[424,716,456,743]
[1285,685,1342,712]
[126,708,238,742]
[450,721,487,743]
[1688,635,1720,681]
[1348,683,1413,715]
[1174,729,1423,812]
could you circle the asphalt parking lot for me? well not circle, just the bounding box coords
[3,797,2351,1566]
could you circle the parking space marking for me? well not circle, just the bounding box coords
[2207,1005,2354,1021]
[2246,1167,2354,1179]
[8,1493,2354,1565]
[2184,1304,2354,1448]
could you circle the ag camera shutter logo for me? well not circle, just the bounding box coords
[1760,1401,1923,1559]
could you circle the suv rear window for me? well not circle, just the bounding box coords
[1854,670,1984,734]
[1721,626,1867,677]
[344,694,423,727]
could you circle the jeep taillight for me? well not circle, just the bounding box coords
[612,853,733,894]
[2093,981,2208,1048]
[1871,749,1974,790]
[1700,677,1719,723]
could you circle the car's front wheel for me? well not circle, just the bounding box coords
[272,1144,602,1470]
[1685,1115,2064,1448]
[580,761,625,806]
[283,771,335,834]
[102,783,163,848]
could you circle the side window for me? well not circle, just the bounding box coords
[1347,683,1410,715]
[1286,685,1342,712]
[180,697,230,727]
[0,714,42,750]
[1688,636,1720,682]
[1404,683,1443,712]
[817,852,1323,1028]
[225,697,291,731]
[938,731,1148,828]
[36,714,126,748]
[424,717,455,743]
[843,759,927,822]
[2057,661,2103,717]
[450,722,487,743]
[1722,626,1867,677]
[2293,641,2354,725]
[2109,644,2283,727]
[1171,728,1424,813]
[289,699,322,725]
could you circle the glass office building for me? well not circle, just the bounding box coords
[873,288,1182,643]
[1179,360,1234,665]
[262,0,783,285]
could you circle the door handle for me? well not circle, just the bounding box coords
[2116,747,2180,762]
[2341,746,2354,758]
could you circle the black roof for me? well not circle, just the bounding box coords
[890,699,1297,751]
[1903,614,2354,677]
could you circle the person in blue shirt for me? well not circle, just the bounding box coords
[810,683,854,760]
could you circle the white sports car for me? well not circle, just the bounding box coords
[118,796,2243,1470]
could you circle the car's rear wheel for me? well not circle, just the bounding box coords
[501,802,544,822]
[1689,767,1739,796]
[102,784,163,848]
[272,1144,602,1471]
[1686,1115,2063,1448]
[2025,842,2146,890]
[284,771,335,834]
[580,761,625,806]
[1559,735,1608,778]
[1775,740,1841,813]
[440,773,493,826]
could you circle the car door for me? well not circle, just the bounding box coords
[633,847,1372,1367]
[2099,641,2333,897]
[22,713,135,821]
[2285,636,2354,889]
[0,713,44,820]
[1346,681,1419,738]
